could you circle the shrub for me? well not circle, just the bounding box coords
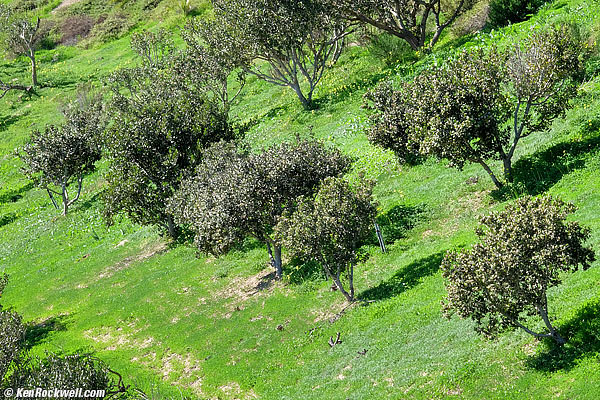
[19,86,104,216]
[275,177,377,302]
[442,195,595,345]
[169,139,351,279]
[364,81,422,165]
[210,0,352,110]
[104,30,234,238]
[488,0,545,28]
[367,25,585,189]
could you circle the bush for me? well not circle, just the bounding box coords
[442,195,595,345]
[488,0,545,28]
[169,139,351,279]
[9,354,112,393]
[364,81,422,165]
[275,177,377,302]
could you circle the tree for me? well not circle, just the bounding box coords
[0,5,44,87]
[408,47,511,188]
[441,195,595,345]
[209,0,352,110]
[19,88,104,216]
[168,138,351,279]
[328,0,473,50]
[103,30,234,238]
[179,17,247,115]
[275,177,377,302]
[368,25,584,188]
[364,81,422,164]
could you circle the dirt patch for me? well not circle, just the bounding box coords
[85,324,204,396]
[211,268,289,319]
[97,240,168,280]
[219,382,258,400]
[52,0,83,13]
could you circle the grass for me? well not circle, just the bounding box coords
[1,0,600,398]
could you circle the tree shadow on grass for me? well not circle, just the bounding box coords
[526,298,600,372]
[0,182,34,204]
[358,251,445,301]
[366,204,427,247]
[0,212,18,228]
[510,134,600,196]
[23,315,68,350]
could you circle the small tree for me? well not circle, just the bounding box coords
[209,0,352,110]
[442,195,595,345]
[0,5,43,87]
[364,81,422,164]
[168,139,351,279]
[179,17,246,115]
[275,177,377,302]
[328,0,473,50]
[19,89,104,216]
[103,30,234,238]
[369,25,584,188]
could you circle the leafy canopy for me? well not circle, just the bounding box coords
[442,195,595,344]
[275,177,377,302]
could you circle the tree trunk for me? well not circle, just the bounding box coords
[290,82,313,110]
[322,264,354,303]
[29,52,38,87]
[478,160,504,189]
[537,304,567,346]
[503,157,513,183]
[61,182,69,216]
[166,215,177,239]
[266,240,283,279]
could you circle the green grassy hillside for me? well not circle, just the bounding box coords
[1,0,600,398]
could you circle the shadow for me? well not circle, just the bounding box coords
[0,113,26,133]
[366,204,427,247]
[510,134,600,196]
[358,251,445,301]
[526,298,600,372]
[314,71,389,108]
[0,182,34,204]
[23,315,68,350]
[284,258,324,285]
[0,212,18,228]
[251,271,277,294]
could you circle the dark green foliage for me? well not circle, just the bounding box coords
[275,177,377,302]
[103,30,233,237]
[19,87,104,216]
[488,0,545,28]
[169,139,351,278]
[328,0,473,50]
[9,354,112,395]
[367,25,585,188]
[442,195,595,345]
[364,81,423,164]
[179,17,247,114]
[409,46,510,187]
[0,274,26,383]
[209,0,351,109]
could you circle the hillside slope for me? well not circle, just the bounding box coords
[1,0,600,398]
